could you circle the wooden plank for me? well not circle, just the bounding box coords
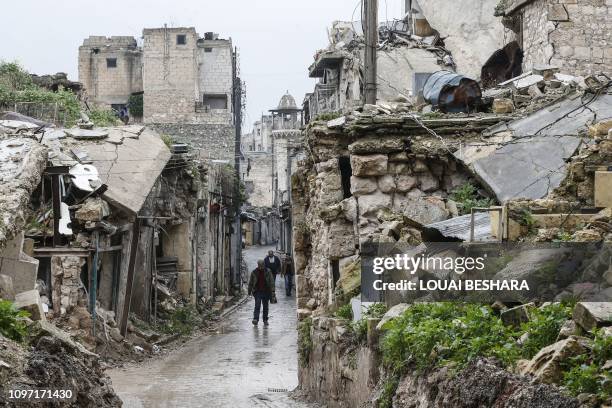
[119,219,140,336]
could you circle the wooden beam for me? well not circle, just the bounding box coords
[119,220,140,336]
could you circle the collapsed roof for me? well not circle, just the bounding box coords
[457,85,612,203]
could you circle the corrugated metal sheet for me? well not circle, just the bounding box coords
[424,212,493,242]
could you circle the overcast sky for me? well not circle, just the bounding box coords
[0,0,403,132]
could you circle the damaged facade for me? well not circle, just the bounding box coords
[79,27,241,163]
[303,0,512,121]
[0,108,243,359]
[497,0,612,76]
[292,3,611,407]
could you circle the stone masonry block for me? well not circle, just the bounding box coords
[350,154,388,177]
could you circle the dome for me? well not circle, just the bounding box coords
[277,92,298,111]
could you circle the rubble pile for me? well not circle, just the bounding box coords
[0,111,223,370]
[294,67,611,407]
[0,328,121,407]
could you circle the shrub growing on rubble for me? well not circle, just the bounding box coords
[380,303,519,373]
[298,317,313,367]
[519,302,572,359]
[335,304,353,320]
[351,302,387,343]
[0,61,81,126]
[159,305,199,335]
[88,108,120,126]
[0,300,30,342]
[562,328,612,400]
[451,183,494,215]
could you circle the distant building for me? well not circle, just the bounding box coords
[79,27,241,163]
[240,92,303,254]
[78,36,143,111]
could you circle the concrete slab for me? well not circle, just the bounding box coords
[0,120,40,130]
[14,290,46,321]
[121,125,145,136]
[457,91,612,203]
[0,232,38,293]
[470,135,582,203]
[75,127,171,214]
[65,128,109,139]
[486,92,612,138]
[594,171,612,208]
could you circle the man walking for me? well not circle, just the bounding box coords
[264,250,282,282]
[282,255,294,297]
[248,260,276,326]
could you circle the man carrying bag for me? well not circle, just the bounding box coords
[248,259,277,326]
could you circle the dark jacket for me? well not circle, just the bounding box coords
[247,267,275,295]
[264,255,281,274]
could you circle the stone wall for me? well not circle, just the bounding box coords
[51,256,86,316]
[197,39,233,109]
[142,27,199,124]
[242,152,273,208]
[78,36,143,107]
[292,126,472,315]
[300,316,380,408]
[0,232,38,294]
[150,123,236,163]
[416,0,507,79]
[515,0,611,76]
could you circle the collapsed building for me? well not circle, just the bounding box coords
[240,92,304,253]
[292,2,611,407]
[0,112,242,357]
[78,24,244,307]
[293,82,612,408]
[303,0,510,120]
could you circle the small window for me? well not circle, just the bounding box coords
[177,34,187,45]
[339,156,353,199]
[331,260,340,289]
[202,94,228,109]
[106,58,117,68]
[204,47,213,53]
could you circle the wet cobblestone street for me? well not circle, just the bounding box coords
[109,245,319,408]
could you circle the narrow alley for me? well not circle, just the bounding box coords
[1,1,611,407]
[109,245,317,408]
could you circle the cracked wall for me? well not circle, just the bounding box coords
[518,0,611,76]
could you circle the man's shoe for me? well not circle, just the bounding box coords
[263,321,269,327]
[252,319,258,326]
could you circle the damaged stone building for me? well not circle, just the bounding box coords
[303,0,511,120]
[292,2,611,407]
[240,92,304,253]
[0,110,242,356]
[79,27,240,162]
[497,0,612,76]
[303,0,611,121]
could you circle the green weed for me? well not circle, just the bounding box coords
[0,300,30,342]
[450,183,494,215]
[298,317,313,368]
